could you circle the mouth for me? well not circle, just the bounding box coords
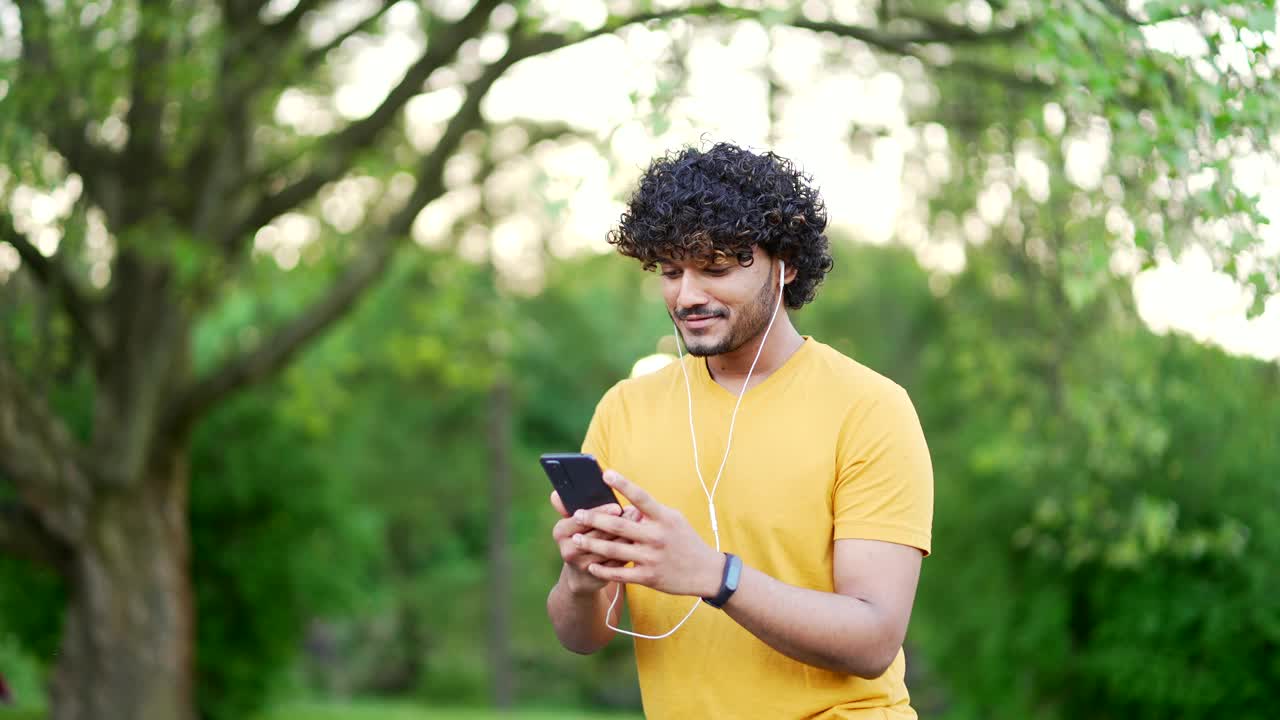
[680,314,722,330]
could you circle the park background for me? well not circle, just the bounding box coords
[1,1,1278,719]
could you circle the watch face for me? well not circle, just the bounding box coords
[725,554,742,590]
[705,554,741,608]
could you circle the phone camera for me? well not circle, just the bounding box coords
[546,461,572,488]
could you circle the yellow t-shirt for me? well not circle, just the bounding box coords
[581,337,933,719]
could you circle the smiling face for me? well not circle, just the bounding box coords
[660,246,782,357]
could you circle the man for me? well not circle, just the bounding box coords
[546,142,933,718]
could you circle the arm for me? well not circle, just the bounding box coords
[546,568,623,655]
[574,472,924,677]
[545,492,637,654]
[719,539,922,677]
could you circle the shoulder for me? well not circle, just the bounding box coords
[797,340,924,443]
[801,339,912,406]
[592,355,689,416]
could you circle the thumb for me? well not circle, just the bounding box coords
[549,491,569,518]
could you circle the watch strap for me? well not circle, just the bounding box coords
[703,552,742,609]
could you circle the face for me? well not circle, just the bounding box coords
[659,246,781,357]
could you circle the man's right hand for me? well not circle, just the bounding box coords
[551,491,640,594]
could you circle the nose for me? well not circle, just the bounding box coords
[673,272,711,311]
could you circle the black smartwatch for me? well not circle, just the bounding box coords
[703,552,743,609]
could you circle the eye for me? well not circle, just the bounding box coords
[704,267,729,277]
[660,267,681,279]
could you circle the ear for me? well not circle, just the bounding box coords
[781,259,798,285]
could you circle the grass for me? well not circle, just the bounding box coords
[1,702,642,720]
[0,696,640,712]
[258,701,643,720]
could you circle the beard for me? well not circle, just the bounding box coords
[674,270,779,357]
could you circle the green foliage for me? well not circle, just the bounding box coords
[251,250,658,707]
[909,241,1280,719]
[9,235,1277,717]
[918,0,1280,315]
[190,388,383,720]
[3,1,1279,718]
[0,630,51,711]
[0,556,61,663]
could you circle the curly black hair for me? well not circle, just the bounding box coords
[607,142,832,309]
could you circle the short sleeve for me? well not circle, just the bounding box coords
[832,385,934,556]
[580,384,620,472]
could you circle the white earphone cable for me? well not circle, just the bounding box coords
[604,260,786,640]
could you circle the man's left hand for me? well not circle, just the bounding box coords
[572,470,724,598]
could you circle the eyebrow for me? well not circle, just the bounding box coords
[656,256,733,268]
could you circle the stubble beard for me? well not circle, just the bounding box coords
[676,270,779,358]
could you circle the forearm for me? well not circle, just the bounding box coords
[546,565,620,654]
[720,565,901,678]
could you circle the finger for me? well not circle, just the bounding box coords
[603,471,667,519]
[576,550,629,568]
[584,550,632,568]
[572,552,611,568]
[555,516,631,543]
[586,562,649,585]
[553,517,599,544]
[569,549,630,569]
[562,528,631,553]
[558,536,610,566]
[585,528,630,544]
[574,509,651,542]
[573,533,647,564]
[551,493,621,520]
[622,505,644,522]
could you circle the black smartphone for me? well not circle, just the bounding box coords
[540,453,620,515]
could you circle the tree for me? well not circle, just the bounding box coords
[901,232,1280,719]
[0,1,1274,718]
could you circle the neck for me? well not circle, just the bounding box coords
[704,313,805,390]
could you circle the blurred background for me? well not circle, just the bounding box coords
[1,1,1278,719]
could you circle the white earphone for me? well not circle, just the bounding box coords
[604,259,787,639]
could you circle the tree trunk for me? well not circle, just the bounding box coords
[49,447,195,720]
[487,379,513,708]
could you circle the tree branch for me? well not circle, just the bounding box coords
[214,0,327,96]
[932,56,1051,92]
[889,10,1036,43]
[0,354,93,545]
[1097,0,1144,25]
[302,0,398,70]
[1,215,108,357]
[524,4,1048,91]
[257,0,327,45]
[171,1,1050,426]
[16,2,119,217]
[224,0,505,247]
[227,0,1041,249]
[1096,0,1218,25]
[170,43,517,428]
[658,3,1037,51]
[120,0,174,225]
[785,14,1047,89]
[179,1,395,239]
